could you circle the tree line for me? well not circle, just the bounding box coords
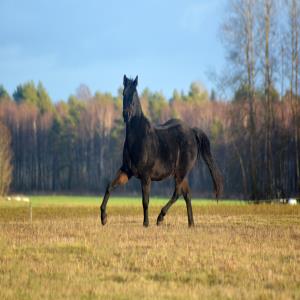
[0,78,297,199]
[0,0,299,199]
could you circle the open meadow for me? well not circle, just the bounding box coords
[0,196,299,300]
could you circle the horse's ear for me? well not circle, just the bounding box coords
[133,75,138,87]
[123,75,128,87]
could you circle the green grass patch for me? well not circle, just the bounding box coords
[4,195,244,207]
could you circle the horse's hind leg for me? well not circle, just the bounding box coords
[157,180,182,226]
[100,169,130,225]
[182,179,194,227]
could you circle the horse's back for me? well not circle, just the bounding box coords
[154,118,185,131]
[154,119,195,140]
[154,118,195,141]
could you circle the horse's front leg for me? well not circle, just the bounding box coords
[141,178,151,227]
[100,169,130,225]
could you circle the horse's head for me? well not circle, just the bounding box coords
[123,75,140,123]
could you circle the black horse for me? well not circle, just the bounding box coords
[100,75,223,227]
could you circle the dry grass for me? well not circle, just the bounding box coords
[0,200,299,300]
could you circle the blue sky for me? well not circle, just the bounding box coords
[0,0,226,101]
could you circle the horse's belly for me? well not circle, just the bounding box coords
[150,160,174,181]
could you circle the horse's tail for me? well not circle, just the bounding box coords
[192,128,223,201]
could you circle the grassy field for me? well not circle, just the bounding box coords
[0,196,299,300]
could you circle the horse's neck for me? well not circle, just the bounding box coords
[125,93,151,141]
[126,114,150,141]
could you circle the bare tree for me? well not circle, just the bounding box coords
[286,0,300,193]
[76,84,92,101]
[259,0,278,198]
[221,0,259,199]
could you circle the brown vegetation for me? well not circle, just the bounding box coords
[0,122,12,196]
[0,202,299,299]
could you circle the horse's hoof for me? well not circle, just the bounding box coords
[143,221,149,227]
[156,215,164,226]
[188,223,195,228]
[101,213,107,225]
